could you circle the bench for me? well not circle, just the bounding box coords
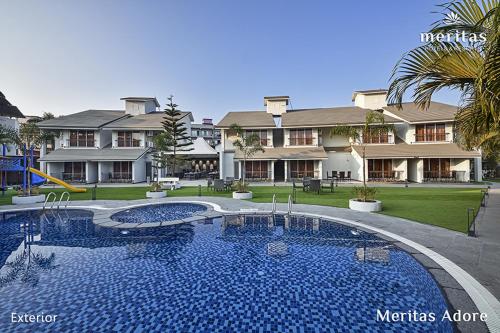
[158,177,182,190]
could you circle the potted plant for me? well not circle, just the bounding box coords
[146,182,167,198]
[229,124,265,199]
[330,111,393,212]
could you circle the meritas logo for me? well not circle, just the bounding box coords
[420,11,487,43]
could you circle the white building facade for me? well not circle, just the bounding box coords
[217,90,482,183]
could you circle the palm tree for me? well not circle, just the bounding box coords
[330,111,394,202]
[388,0,500,157]
[229,124,265,192]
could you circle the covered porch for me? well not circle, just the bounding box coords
[234,147,328,182]
[39,148,149,184]
[353,143,481,183]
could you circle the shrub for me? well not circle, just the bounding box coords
[352,186,377,202]
[150,182,162,192]
[233,180,249,193]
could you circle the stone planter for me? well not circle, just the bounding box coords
[146,191,167,199]
[12,194,46,205]
[349,199,382,212]
[232,191,253,200]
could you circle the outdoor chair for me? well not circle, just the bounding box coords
[207,178,213,191]
[326,171,332,180]
[339,171,345,182]
[346,171,351,182]
[292,179,303,191]
[321,179,334,192]
[302,177,312,192]
[214,179,225,192]
[309,179,321,194]
[332,171,338,179]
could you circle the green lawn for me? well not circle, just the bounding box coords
[0,186,482,233]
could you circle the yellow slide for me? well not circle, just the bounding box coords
[29,168,87,193]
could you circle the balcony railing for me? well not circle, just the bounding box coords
[414,133,450,143]
[65,139,97,148]
[423,170,466,182]
[361,134,394,144]
[100,172,132,183]
[50,172,86,183]
[243,170,272,180]
[114,139,142,148]
[288,137,315,146]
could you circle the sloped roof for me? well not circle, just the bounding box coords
[234,147,328,160]
[0,91,25,118]
[37,110,126,129]
[282,107,400,127]
[103,111,193,130]
[216,111,276,128]
[39,148,149,162]
[383,102,457,123]
[352,142,480,159]
[164,137,217,157]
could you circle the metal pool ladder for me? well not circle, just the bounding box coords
[287,194,293,215]
[272,194,276,214]
[43,192,57,210]
[57,191,70,209]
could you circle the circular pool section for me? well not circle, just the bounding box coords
[110,202,208,223]
[0,211,454,332]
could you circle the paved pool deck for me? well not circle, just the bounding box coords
[1,184,499,332]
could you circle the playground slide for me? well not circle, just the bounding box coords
[29,168,87,193]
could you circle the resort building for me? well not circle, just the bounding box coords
[216,90,482,183]
[191,118,221,147]
[38,97,195,183]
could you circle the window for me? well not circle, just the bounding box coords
[63,162,86,182]
[423,158,451,180]
[290,160,314,178]
[69,130,94,147]
[245,130,268,146]
[245,161,268,179]
[117,131,141,147]
[363,128,390,144]
[289,129,313,145]
[113,161,132,180]
[415,123,447,142]
[368,159,393,179]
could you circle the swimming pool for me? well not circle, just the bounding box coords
[0,209,453,332]
[110,202,208,223]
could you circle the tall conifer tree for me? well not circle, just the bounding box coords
[160,95,193,176]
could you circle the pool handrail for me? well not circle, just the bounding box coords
[272,194,276,214]
[43,192,57,210]
[57,191,71,209]
[287,194,292,215]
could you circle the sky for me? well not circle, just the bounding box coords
[0,0,461,123]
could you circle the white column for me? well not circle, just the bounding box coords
[318,160,323,179]
[271,161,275,181]
[284,160,288,181]
[474,157,482,182]
[98,162,102,183]
[132,162,136,183]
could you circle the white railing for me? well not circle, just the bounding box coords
[43,192,57,210]
[57,191,70,209]
[287,194,293,215]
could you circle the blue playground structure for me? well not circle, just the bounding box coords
[1,144,45,195]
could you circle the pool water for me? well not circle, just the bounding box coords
[110,203,207,223]
[0,210,453,332]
